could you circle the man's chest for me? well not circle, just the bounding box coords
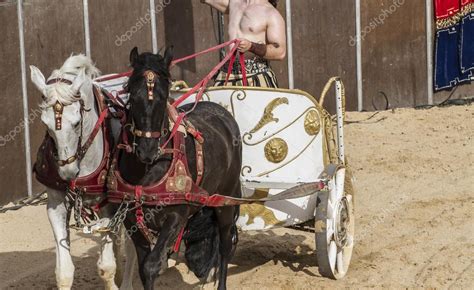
[229,4,268,34]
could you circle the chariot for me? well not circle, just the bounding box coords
[178,82,354,279]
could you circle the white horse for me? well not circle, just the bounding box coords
[30,55,134,290]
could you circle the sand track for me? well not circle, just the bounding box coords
[1,105,473,289]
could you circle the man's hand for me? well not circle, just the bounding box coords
[237,39,252,53]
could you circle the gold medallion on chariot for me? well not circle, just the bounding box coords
[264,138,288,163]
[304,110,320,136]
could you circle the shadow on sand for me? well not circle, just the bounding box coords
[0,230,318,289]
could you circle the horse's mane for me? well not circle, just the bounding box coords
[41,54,101,108]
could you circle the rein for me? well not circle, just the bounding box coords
[171,39,248,109]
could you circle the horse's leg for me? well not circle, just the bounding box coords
[119,231,137,290]
[47,188,74,290]
[113,225,126,287]
[142,216,184,290]
[215,205,239,290]
[125,218,151,288]
[97,232,119,290]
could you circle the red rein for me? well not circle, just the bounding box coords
[159,40,248,151]
[171,39,248,108]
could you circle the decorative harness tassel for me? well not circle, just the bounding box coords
[145,70,156,101]
[135,185,155,244]
[53,101,64,130]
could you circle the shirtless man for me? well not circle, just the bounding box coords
[200,0,287,87]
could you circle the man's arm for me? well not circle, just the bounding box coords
[200,0,230,14]
[263,11,287,60]
[237,10,287,60]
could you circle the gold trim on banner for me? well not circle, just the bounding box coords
[436,3,474,30]
[249,97,289,134]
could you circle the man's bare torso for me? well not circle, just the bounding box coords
[228,0,275,45]
[202,0,286,60]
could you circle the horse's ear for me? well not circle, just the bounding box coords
[164,46,174,68]
[71,69,86,95]
[130,47,139,66]
[30,65,47,96]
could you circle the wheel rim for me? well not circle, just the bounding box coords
[316,168,355,279]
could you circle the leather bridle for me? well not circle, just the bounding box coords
[54,99,89,167]
[46,77,107,167]
[126,70,170,156]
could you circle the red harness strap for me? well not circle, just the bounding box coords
[109,130,202,246]
[174,226,186,253]
[77,108,109,158]
[134,185,157,244]
[67,87,112,196]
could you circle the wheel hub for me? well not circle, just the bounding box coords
[334,197,350,248]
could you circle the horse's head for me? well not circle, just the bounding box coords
[30,55,100,180]
[127,46,173,164]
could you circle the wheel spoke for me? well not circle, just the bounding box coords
[346,194,353,203]
[345,234,354,248]
[328,241,337,271]
[327,199,335,218]
[326,224,334,244]
[337,250,345,275]
[329,180,337,203]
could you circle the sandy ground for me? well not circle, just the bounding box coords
[0,105,473,289]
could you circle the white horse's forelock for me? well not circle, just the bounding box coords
[41,54,101,108]
[60,54,101,79]
[40,83,80,108]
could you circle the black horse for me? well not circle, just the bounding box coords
[118,47,242,290]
